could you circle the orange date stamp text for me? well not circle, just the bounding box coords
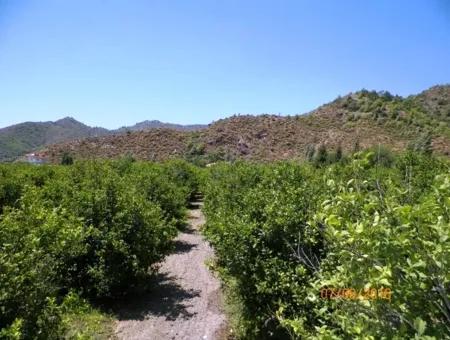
[320,287,392,301]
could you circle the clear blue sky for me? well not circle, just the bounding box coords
[0,0,449,129]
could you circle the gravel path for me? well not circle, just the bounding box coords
[115,199,227,340]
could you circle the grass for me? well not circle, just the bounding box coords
[58,293,117,340]
[62,309,116,340]
[205,259,248,340]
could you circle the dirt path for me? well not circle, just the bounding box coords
[115,199,227,340]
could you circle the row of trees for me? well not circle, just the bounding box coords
[305,137,433,168]
[0,159,199,338]
[202,151,450,339]
[305,144,343,165]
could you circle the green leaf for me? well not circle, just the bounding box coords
[414,317,426,336]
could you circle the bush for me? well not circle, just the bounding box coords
[61,152,74,165]
[202,152,450,339]
[0,160,199,338]
[408,132,433,155]
[314,144,329,166]
[0,188,86,338]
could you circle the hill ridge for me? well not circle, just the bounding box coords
[2,84,449,162]
[38,84,450,163]
[0,118,207,161]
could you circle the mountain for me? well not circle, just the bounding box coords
[116,120,206,132]
[0,117,110,161]
[38,85,450,163]
[0,117,207,161]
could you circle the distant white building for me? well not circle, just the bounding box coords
[25,153,46,165]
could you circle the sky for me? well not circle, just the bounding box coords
[0,0,449,129]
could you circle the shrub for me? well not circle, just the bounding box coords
[408,132,433,155]
[0,188,86,337]
[61,152,74,165]
[314,144,329,166]
[202,152,450,339]
[335,145,343,161]
[0,160,199,337]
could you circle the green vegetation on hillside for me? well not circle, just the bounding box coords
[0,118,206,162]
[330,86,450,140]
[0,118,109,162]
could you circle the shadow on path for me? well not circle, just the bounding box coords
[114,195,228,339]
[187,201,202,209]
[112,272,200,322]
[180,224,197,234]
[172,239,197,254]
[187,194,203,210]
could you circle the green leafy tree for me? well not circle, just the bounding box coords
[202,152,450,339]
[353,139,361,153]
[305,144,316,162]
[0,160,200,338]
[61,152,74,165]
[335,144,343,162]
[314,144,328,165]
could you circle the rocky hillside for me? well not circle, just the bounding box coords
[0,117,206,161]
[38,85,450,163]
[116,120,206,132]
[43,129,190,162]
